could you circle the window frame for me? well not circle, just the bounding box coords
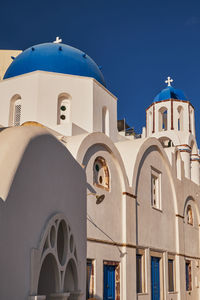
[87,259,95,299]
[151,167,162,210]
[136,249,146,294]
[168,255,176,293]
[185,260,192,291]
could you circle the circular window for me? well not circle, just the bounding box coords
[57,220,68,265]
[60,115,66,120]
[60,105,66,111]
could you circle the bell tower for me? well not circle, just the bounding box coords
[146,77,199,183]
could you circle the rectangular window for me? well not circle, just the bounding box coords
[87,259,94,299]
[186,260,192,291]
[151,168,161,209]
[136,250,145,293]
[168,259,175,292]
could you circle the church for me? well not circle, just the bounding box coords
[0,38,199,300]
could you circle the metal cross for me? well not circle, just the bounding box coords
[165,76,173,87]
[53,36,62,44]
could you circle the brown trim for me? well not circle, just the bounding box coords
[188,103,191,133]
[176,214,184,219]
[87,237,200,260]
[122,192,136,199]
[176,144,191,149]
[179,149,191,153]
[153,103,155,133]
[103,260,119,266]
[190,158,200,162]
[87,237,136,249]
[145,102,154,111]
[146,98,194,112]
[171,99,174,130]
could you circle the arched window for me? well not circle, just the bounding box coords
[187,205,193,225]
[177,106,183,131]
[9,95,22,126]
[176,150,181,180]
[149,111,153,134]
[102,106,109,136]
[57,93,71,125]
[159,107,168,131]
[93,156,110,190]
[30,214,79,299]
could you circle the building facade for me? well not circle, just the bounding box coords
[0,41,200,300]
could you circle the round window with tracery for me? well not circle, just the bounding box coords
[93,156,110,191]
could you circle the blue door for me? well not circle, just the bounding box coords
[103,264,116,300]
[151,257,160,300]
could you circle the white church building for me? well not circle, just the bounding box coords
[0,38,200,300]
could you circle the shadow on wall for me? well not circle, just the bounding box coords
[0,130,86,300]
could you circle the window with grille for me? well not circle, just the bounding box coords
[14,103,21,126]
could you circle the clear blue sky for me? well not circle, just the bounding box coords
[1,0,200,144]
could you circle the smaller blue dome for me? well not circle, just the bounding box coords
[154,86,187,101]
[4,43,106,86]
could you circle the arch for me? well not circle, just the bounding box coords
[64,259,78,292]
[9,94,22,126]
[57,92,71,125]
[183,196,200,227]
[31,214,79,296]
[158,107,168,131]
[37,253,59,299]
[74,132,129,192]
[102,106,109,136]
[177,105,183,131]
[131,138,179,253]
[186,205,193,225]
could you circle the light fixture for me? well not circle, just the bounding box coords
[87,193,105,205]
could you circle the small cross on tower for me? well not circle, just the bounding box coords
[53,36,62,44]
[165,76,173,87]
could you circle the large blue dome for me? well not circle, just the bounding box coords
[154,86,187,101]
[4,43,106,86]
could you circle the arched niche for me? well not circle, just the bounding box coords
[183,197,199,228]
[175,150,181,180]
[177,105,183,131]
[37,254,59,300]
[64,259,78,292]
[57,93,71,125]
[9,94,22,126]
[158,107,168,131]
[102,106,109,136]
[148,110,153,134]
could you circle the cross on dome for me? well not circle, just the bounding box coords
[53,37,62,44]
[165,76,173,87]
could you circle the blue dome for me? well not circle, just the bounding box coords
[154,86,187,101]
[4,43,106,86]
